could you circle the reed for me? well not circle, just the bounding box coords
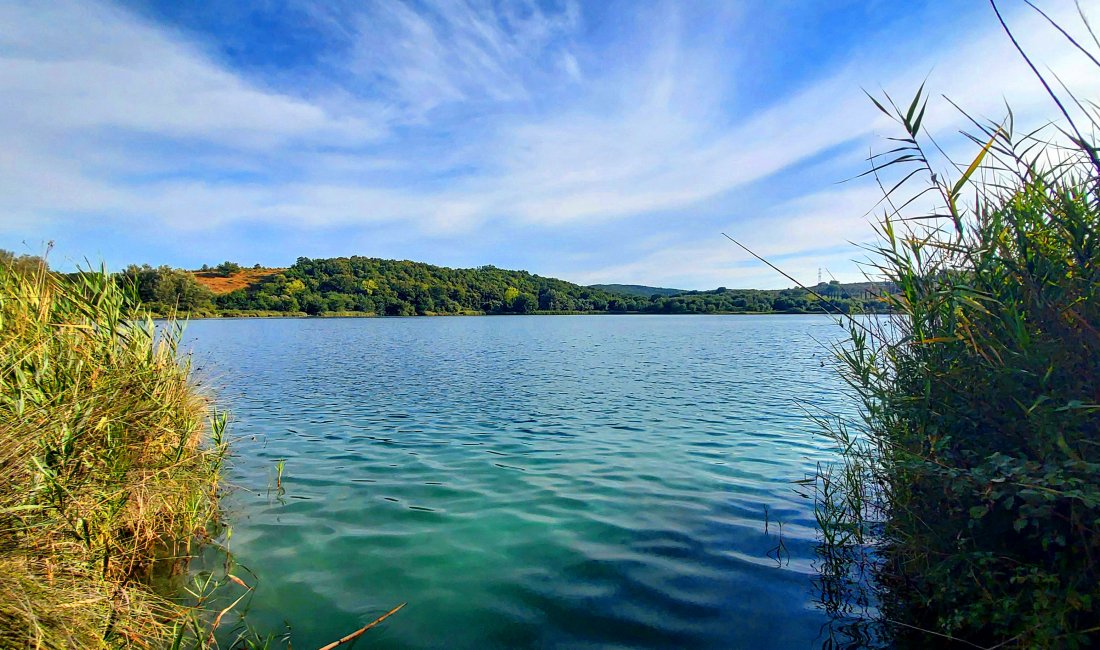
[0,259,233,647]
[813,14,1100,647]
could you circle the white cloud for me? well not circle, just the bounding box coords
[478,69,884,226]
[0,1,382,147]
[559,2,1100,285]
[337,0,579,116]
[559,184,887,289]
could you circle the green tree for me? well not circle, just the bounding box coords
[119,265,214,313]
[215,261,242,277]
[0,249,48,276]
[513,292,537,313]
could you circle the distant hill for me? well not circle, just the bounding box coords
[805,280,897,299]
[208,256,889,315]
[589,284,685,298]
[216,257,629,315]
[120,256,891,316]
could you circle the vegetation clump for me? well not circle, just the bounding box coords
[816,71,1100,648]
[213,262,242,277]
[0,258,229,647]
[120,264,217,316]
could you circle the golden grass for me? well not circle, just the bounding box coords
[191,269,282,296]
[0,261,229,648]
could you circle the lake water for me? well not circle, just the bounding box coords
[183,315,855,649]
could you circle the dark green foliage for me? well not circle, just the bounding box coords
[660,285,887,314]
[588,283,685,297]
[212,256,888,316]
[512,291,538,314]
[874,181,1099,648]
[214,261,242,277]
[118,264,215,315]
[216,258,620,315]
[819,79,1100,648]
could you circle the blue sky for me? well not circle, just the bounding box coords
[1,0,1096,288]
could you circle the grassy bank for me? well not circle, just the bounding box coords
[0,262,229,647]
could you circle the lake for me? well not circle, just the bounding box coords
[183,314,856,648]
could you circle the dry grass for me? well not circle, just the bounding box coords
[191,269,282,296]
[0,261,229,647]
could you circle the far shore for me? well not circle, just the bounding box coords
[156,309,871,320]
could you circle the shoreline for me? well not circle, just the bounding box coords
[162,309,877,320]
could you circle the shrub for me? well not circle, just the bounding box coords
[215,261,242,277]
[119,264,216,315]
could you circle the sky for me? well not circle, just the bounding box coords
[1,0,1097,289]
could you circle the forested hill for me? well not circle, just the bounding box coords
[115,255,890,316]
[589,284,685,297]
[215,257,622,315]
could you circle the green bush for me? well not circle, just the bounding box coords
[215,261,242,277]
[119,264,216,315]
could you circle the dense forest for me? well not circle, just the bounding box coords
[129,256,889,316]
[2,252,891,316]
[589,284,685,297]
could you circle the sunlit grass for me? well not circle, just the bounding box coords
[0,260,234,647]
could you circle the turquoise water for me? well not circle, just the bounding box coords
[183,315,854,648]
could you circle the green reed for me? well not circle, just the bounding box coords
[812,20,1100,648]
[0,259,254,647]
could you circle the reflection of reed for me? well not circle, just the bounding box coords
[762,505,790,567]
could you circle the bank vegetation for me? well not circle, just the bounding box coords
[0,258,233,647]
[815,9,1100,648]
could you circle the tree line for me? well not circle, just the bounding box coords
[120,256,889,316]
[1,252,890,316]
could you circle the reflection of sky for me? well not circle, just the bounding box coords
[184,315,860,647]
[4,1,1096,289]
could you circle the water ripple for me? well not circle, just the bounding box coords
[185,314,858,648]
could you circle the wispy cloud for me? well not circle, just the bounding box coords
[332,0,580,116]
